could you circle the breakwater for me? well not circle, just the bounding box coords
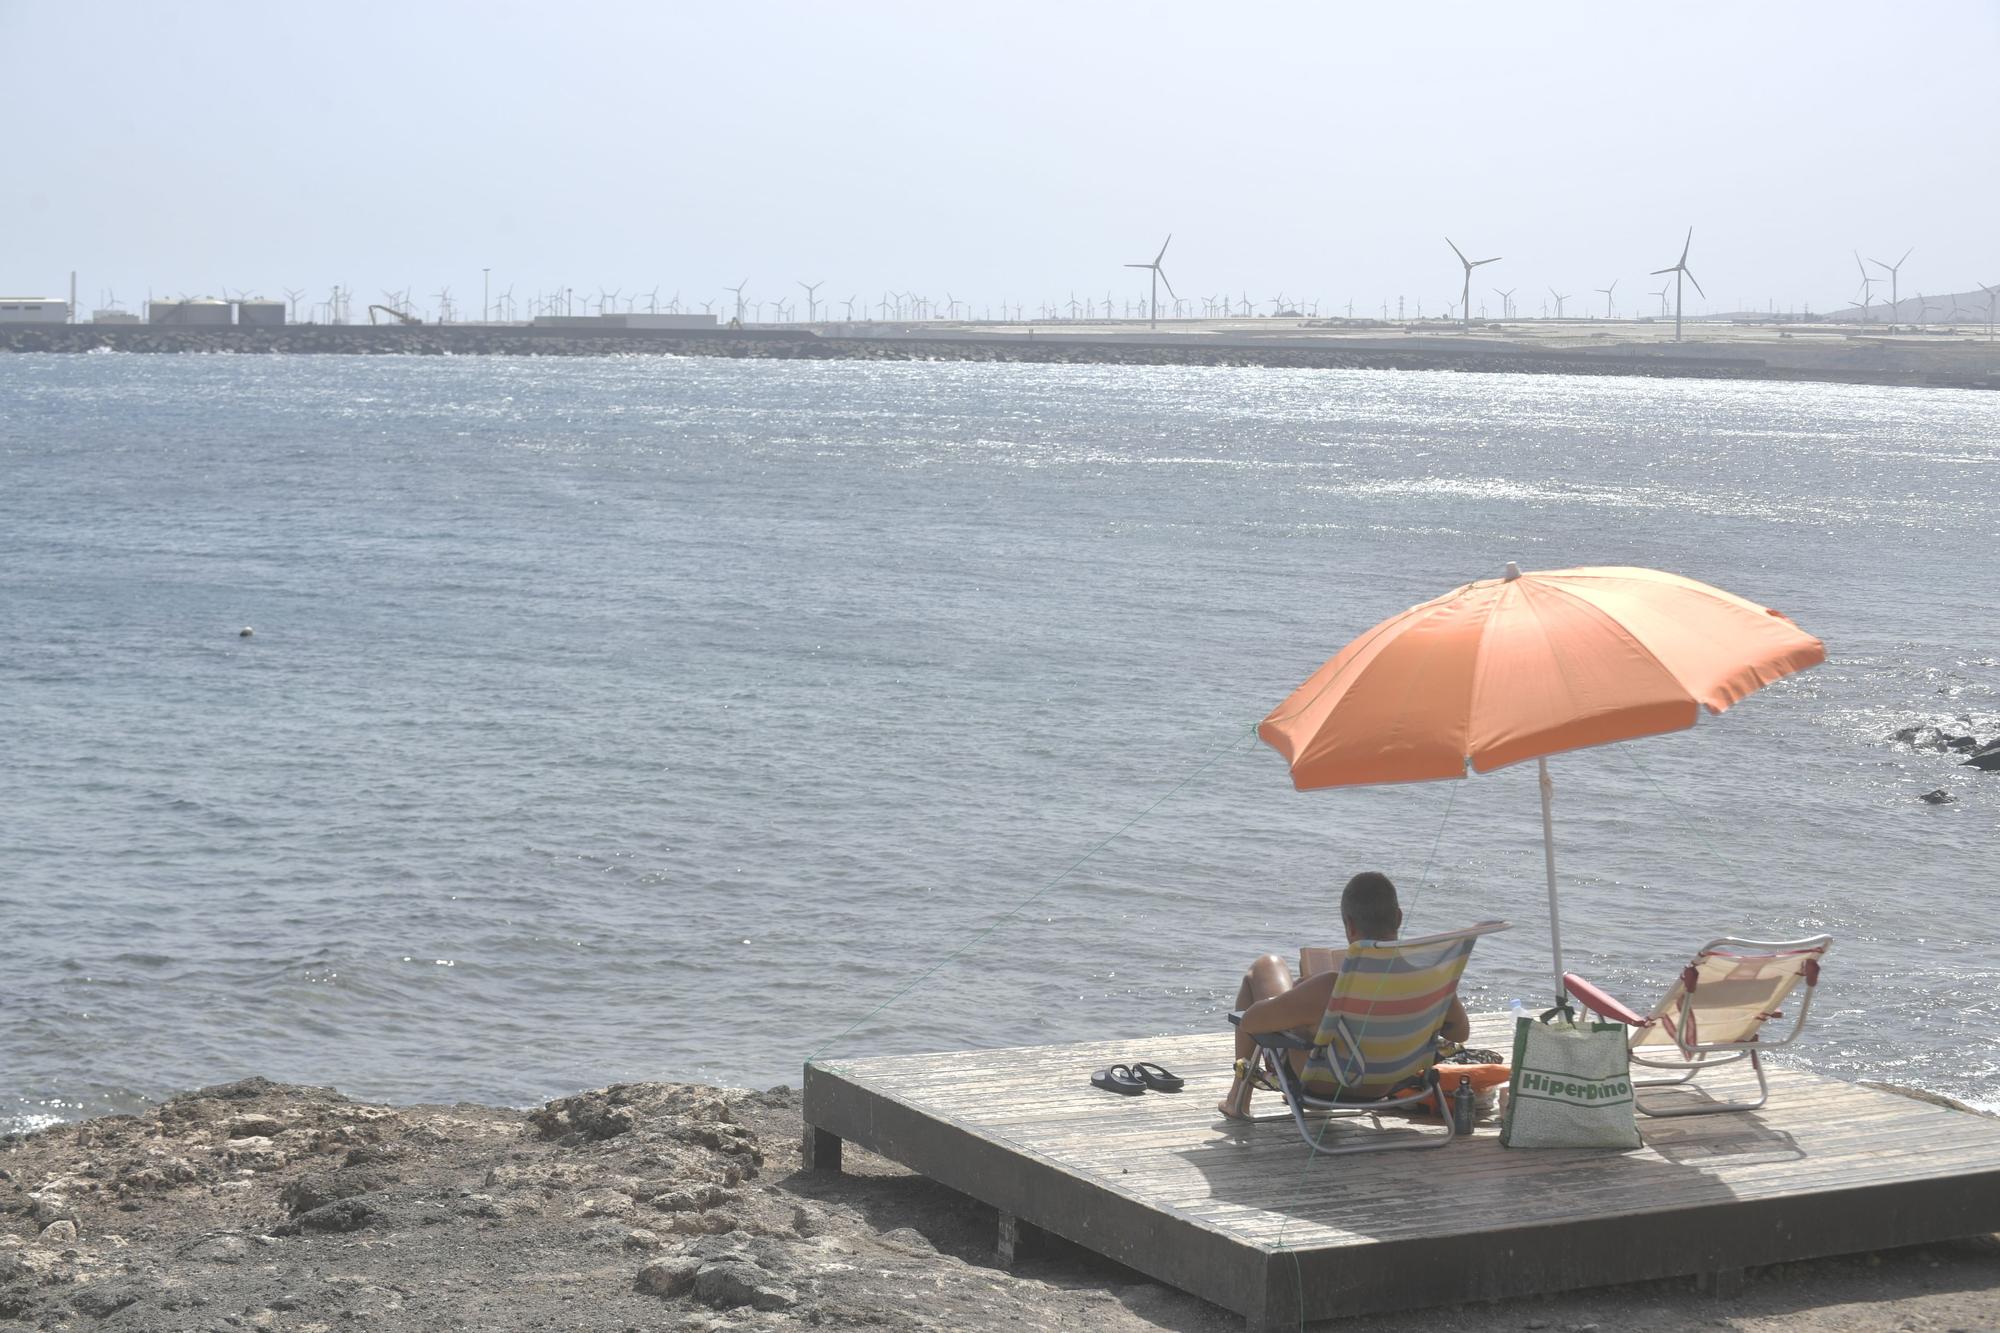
[4,323,1995,390]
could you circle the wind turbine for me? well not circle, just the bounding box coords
[1445,237,1500,331]
[1124,234,1175,329]
[726,280,748,324]
[798,280,822,322]
[1492,287,1515,319]
[1867,248,1912,325]
[1852,254,1877,324]
[282,287,304,321]
[1595,280,1618,319]
[1981,282,1998,342]
[1648,228,1704,342]
[1651,283,1671,318]
[1548,288,1573,319]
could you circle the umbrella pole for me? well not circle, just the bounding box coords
[1538,757,1567,1005]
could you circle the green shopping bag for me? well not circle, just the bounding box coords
[1500,1010,1641,1149]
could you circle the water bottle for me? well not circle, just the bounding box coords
[1451,1074,1476,1136]
[1508,998,1527,1022]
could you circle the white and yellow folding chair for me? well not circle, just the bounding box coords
[1564,934,1832,1117]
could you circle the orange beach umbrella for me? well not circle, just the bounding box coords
[1259,564,1824,999]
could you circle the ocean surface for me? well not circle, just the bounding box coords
[2,353,1995,1132]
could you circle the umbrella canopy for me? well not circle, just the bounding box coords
[1260,565,1825,789]
[1259,563,1824,1000]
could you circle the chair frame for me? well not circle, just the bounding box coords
[1228,921,1510,1155]
[1564,934,1831,1118]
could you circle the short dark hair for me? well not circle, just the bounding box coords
[1341,871,1401,940]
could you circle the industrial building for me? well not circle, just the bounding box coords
[148,298,234,326]
[0,297,69,324]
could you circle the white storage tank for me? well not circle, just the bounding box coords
[148,298,233,326]
[236,300,285,327]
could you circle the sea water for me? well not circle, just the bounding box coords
[1,353,1995,1130]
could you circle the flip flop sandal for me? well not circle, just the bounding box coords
[1132,1062,1185,1092]
[1091,1065,1147,1095]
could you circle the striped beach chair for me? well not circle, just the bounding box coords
[1230,920,1510,1154]
[1564,934,1832,1117]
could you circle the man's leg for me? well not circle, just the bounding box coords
[1220,953,1294,1119]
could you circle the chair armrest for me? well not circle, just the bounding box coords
[1251,1029,1313,1051]
[1563,972,1648,1026]
[1230,1008,1312,1050]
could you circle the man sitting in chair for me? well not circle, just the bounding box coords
[1218,871,1469,1119]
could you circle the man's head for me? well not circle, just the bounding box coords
[1340,871,1401,943]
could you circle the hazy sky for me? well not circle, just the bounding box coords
[7,1,1997,318]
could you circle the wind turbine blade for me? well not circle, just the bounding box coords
[1124,263,1150,270]
[1683,269,1705,298]
[1158,269,1178,300]
[1155,234,1172,264]
[1679,228,1693,266]
[1445,237,1468,265]
[1650,266,1675,276]
[1475,256,1501,267]
[1897,247,1913,267]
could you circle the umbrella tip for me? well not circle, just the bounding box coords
[1503,561,1523,581]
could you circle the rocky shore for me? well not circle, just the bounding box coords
[4,324,1996,391]
[4,1076,1996,1332]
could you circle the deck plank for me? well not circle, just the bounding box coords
[803,1019,2000,1328]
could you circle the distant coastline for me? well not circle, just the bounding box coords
[3,323,1996,392]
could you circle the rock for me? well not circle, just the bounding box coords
[276,1196,378,1234]
[1920,788,1957,804]
[625,1228,664,1250]
[27,1190,73,1223]
[279,1171,375,1218]
[225,1113,286,1139]
[1963,745,2000,772]
[636,1255,703,1297]
[35,1221,77,1246]
[693,1259,798,1311]
[69,1283,143,1317]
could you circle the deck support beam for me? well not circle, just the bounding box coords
[996,1211,1047,1267]
[802,1124,842,1174]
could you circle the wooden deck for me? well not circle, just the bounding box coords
[802,1013,2000,1330]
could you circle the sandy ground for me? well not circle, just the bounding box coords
[3,1076,1997,1332]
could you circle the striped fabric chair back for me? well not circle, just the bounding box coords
[1300,922,1505,1100]
[1633,937,1830,1055]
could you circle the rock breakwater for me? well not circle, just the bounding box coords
[4,324,1995,390]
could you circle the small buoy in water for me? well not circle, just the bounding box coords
[239,627,254,638]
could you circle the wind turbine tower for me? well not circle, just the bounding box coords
[727,280,748,324]
[1548,288,1573,319]
[798,280,822,323]
[1445,237,1500,330]
[1595,280,1618,319]
[1492,287,1516,319]
[1123,234,1176,329]
[1867,248,1912,325]
[1648,228,1704,342]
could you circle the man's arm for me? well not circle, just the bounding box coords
[1239,971,1336,1036]
[1440,996,1470,1045]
